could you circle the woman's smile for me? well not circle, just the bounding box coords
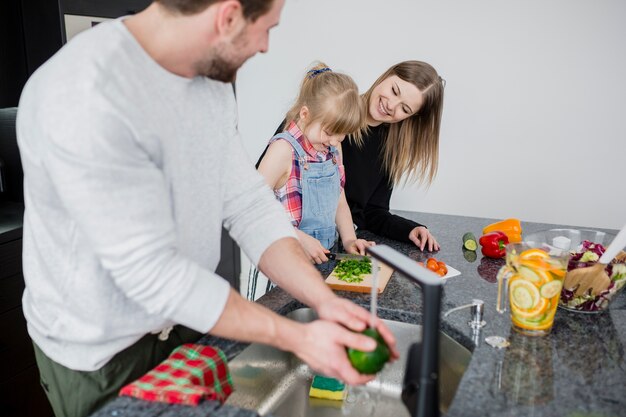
[378,97,391,117]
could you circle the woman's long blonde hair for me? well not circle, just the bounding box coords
[285,62,366,144]
[361,61,444,186]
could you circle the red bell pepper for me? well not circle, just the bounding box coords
[479,231,509,258]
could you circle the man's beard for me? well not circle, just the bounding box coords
[196,37,247,82]
[197,54,240,83]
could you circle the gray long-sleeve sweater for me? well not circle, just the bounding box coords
[16,19,295,371]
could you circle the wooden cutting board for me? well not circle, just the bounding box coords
[325,259,394,294]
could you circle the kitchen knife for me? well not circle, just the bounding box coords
[327,253,369,261]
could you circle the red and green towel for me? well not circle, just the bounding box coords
[119,344,233,406]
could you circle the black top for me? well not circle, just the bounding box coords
[257,121,425,243]
[342,124,424,243]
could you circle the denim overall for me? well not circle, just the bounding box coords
[246,132,341,300]
[273,132,341,250]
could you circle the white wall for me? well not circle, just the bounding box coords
[236,0,626,230]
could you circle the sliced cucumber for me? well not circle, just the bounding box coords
[540,280,562,299]
[512,287,534,309]
[510,279,540,309]
[462,232,477,251]
[518,265,541,283]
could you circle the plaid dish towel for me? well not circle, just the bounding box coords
[119,344,234,406]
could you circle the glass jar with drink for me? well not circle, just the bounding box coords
[496,242,570,336]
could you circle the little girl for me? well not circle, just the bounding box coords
[257,63,373,264]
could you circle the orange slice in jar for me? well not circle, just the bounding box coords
[549,268,566,279]
[519,248,550,260]
[520,258,551,270]
[512,316,554,331]
[518,248,551,270]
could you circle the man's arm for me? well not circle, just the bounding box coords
[211,287,378,385]
[257,237,336,312]
[256,237,398,359]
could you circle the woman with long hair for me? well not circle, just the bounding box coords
[342,60,445,251]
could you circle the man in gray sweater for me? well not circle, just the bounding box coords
[16,1,397,416]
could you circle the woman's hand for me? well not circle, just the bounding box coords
[409,226,440,252]
[296,229,329,264]
[343,238,375,256]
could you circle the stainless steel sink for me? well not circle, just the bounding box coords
[226,308,471,417]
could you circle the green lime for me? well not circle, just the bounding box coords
[347,328,390,375]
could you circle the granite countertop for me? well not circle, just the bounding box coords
[93,211,626,417]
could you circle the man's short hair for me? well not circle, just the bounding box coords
[155,0,273,21]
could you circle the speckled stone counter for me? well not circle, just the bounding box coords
[91,211,626,417]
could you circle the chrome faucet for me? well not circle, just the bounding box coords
[367,245,443,417]
[444,299,486,347]
[444,299,486,330]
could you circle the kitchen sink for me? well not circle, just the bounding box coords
[226,308,471,417]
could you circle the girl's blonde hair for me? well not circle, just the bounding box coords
[361,61,445,186]
[285,62,366,144]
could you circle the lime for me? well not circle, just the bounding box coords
[347,328,390,375]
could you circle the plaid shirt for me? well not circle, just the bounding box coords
[273,121,345,227]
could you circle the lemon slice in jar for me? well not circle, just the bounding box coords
[511,297,549,319]
[510,279,541,310]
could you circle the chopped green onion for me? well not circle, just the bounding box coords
[334,257,372,283]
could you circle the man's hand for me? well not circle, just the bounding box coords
[315,297,399,360]
[342,238,375,256]
[211,289,394,385]
[290,320,378,385]
[296,229,330,264]
[409,226,440,252]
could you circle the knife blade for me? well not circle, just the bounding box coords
[327,253,369,261]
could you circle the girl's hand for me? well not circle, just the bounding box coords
[409,226,440,252]
[343,238,375,256]
[296,229,329,264]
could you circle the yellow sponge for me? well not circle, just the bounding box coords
[309,375,345,401]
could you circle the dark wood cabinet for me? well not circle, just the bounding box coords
[0,232,54,417]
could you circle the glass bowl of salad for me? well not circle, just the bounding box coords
[525,229,626,313]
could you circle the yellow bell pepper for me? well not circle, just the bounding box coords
[482,218,522,243]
